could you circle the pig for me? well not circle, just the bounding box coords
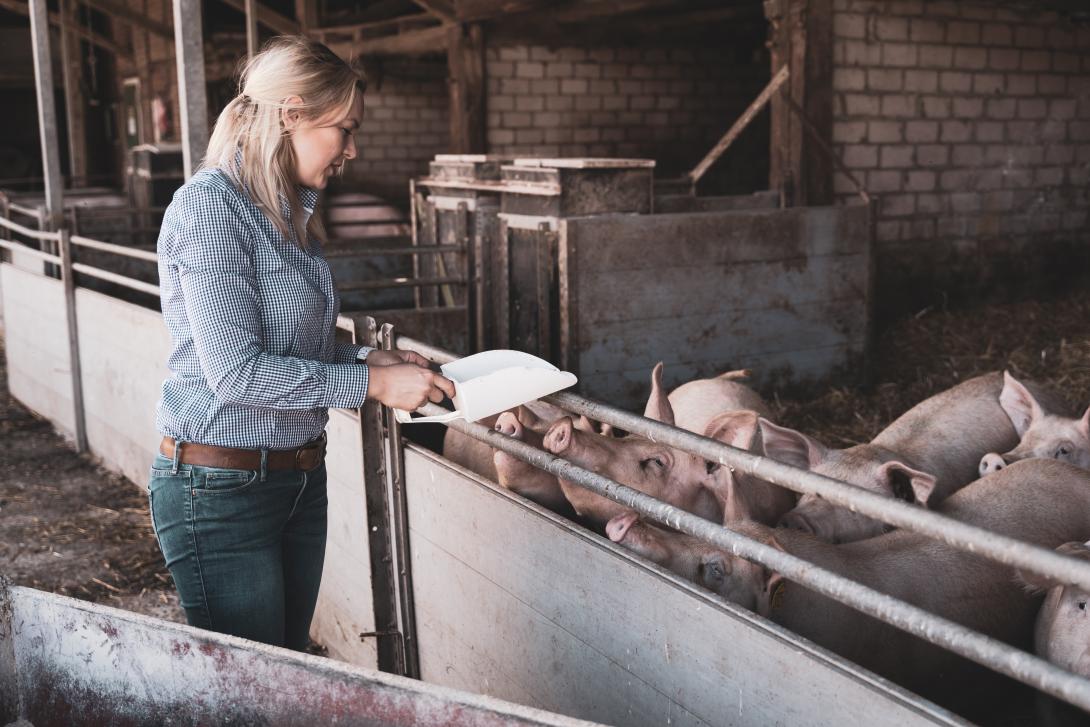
[607,459,1090,705]
[764,372,1070,543]
[646,362,771,435]
[491,407,579,516]
[441,400,575,481]
[979,371,1090,476]
[542,363,769,527]
[1017,541,1090,727]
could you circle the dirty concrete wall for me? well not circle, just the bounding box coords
[74,287,171,486]
[0,264,77,440]
[831,0,1090,319]
[311,407,379,670]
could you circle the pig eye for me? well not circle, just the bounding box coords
[640,456,666,471]
[1079,601,1086,611]
[706,460,720,475]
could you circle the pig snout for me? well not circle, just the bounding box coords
[495,411,524,439]
[606,511,640,543]
[545,417,574,455]
[979,452,1007,477]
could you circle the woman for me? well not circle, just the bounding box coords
[149,36,453,650]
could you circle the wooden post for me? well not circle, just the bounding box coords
[245,0,259,58]
[28,0,65,231]
[294,0,317,33]
[173,0,209,179]
[59,0,87,186]
[446,23,486,154]
[765,0,834,207]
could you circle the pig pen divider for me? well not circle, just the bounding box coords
[392,332,1090,714]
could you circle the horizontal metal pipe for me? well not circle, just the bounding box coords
[393,334,1090,593]
[0,215,61,242]
[417,402,1090,713]
[71,235,159,262]
[7,202,43,219]
[70,262,160,296]
[0,237,62,264]
[545,391,1090,594]
[339,276,465,292]
[324,244,466,258]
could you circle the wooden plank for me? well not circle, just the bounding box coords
[575,298,867,375]
[574,253,867,325]
[86,0,173,38]
[447,23,486,154]
[802,0,835,206]
[0,0,131,58]
[563,204,870,271]
[403,446,960,727]
[327,24,449,57]
[59,0,87,182]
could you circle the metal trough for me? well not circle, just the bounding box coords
[0,578,598,727]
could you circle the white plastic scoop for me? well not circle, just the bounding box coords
[393,349,578,424]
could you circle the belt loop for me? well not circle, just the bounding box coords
[260,449,269,483]
[171,439,183,475]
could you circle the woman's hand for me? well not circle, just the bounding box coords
[367,363,456,412]
[364,349,433,368]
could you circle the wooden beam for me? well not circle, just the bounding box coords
[447,23,485,154]
[84,0,173,39]
[326,23,448,58]
[688,65,789,188]
[455,0,551,23]
[59,0,87,181]
[294,0,317,32]
[411,0,455,23]
[766,0,834,207]
[0,0,131,59]
[219,0,299,35]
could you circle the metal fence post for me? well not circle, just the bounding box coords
[358,316,406,675]
[57,227,88,453]
[378,322,420,679]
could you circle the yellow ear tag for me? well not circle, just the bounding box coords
[770,581,786,611]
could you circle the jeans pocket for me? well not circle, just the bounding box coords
[193,468,260,495]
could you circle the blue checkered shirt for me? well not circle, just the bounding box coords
[155,167,372,450]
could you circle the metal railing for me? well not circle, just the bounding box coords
[392,332,1090,715]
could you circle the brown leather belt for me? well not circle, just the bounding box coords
[159,433,327,472]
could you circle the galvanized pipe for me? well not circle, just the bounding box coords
[0,238,62,265]
[70,234,160,262]
[416,402,1090,713]
[70,262,161,296]
[393,334,1090,594]
[0,215,62,242]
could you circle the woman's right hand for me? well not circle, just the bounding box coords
[367,363,456,412]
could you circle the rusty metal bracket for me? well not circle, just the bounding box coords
[359,316,405,675]
[379,322,421,679]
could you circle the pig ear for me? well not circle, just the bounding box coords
[704,411,761,460]
[1015,542,1090,593]
[573,415,596,434]
[881,461,937,507]
[643,362,676,427]
[758,418,827,471]
[1000,370,1044,437]
[717,368,750,381]
[516,405,545,431]
[1078,406,1090,440]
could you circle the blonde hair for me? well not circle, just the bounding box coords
[202,36,365,248]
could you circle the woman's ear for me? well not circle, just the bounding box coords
[280,95,304,130]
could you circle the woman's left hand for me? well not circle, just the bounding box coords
[364,349,433,369]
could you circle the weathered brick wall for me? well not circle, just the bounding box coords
[342,76,450,204]
[484,45,769,194]
[831,0,1090,318]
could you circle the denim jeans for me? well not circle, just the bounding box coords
[147,450,328,650]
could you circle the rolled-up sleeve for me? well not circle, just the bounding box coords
[161,183,370,410]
